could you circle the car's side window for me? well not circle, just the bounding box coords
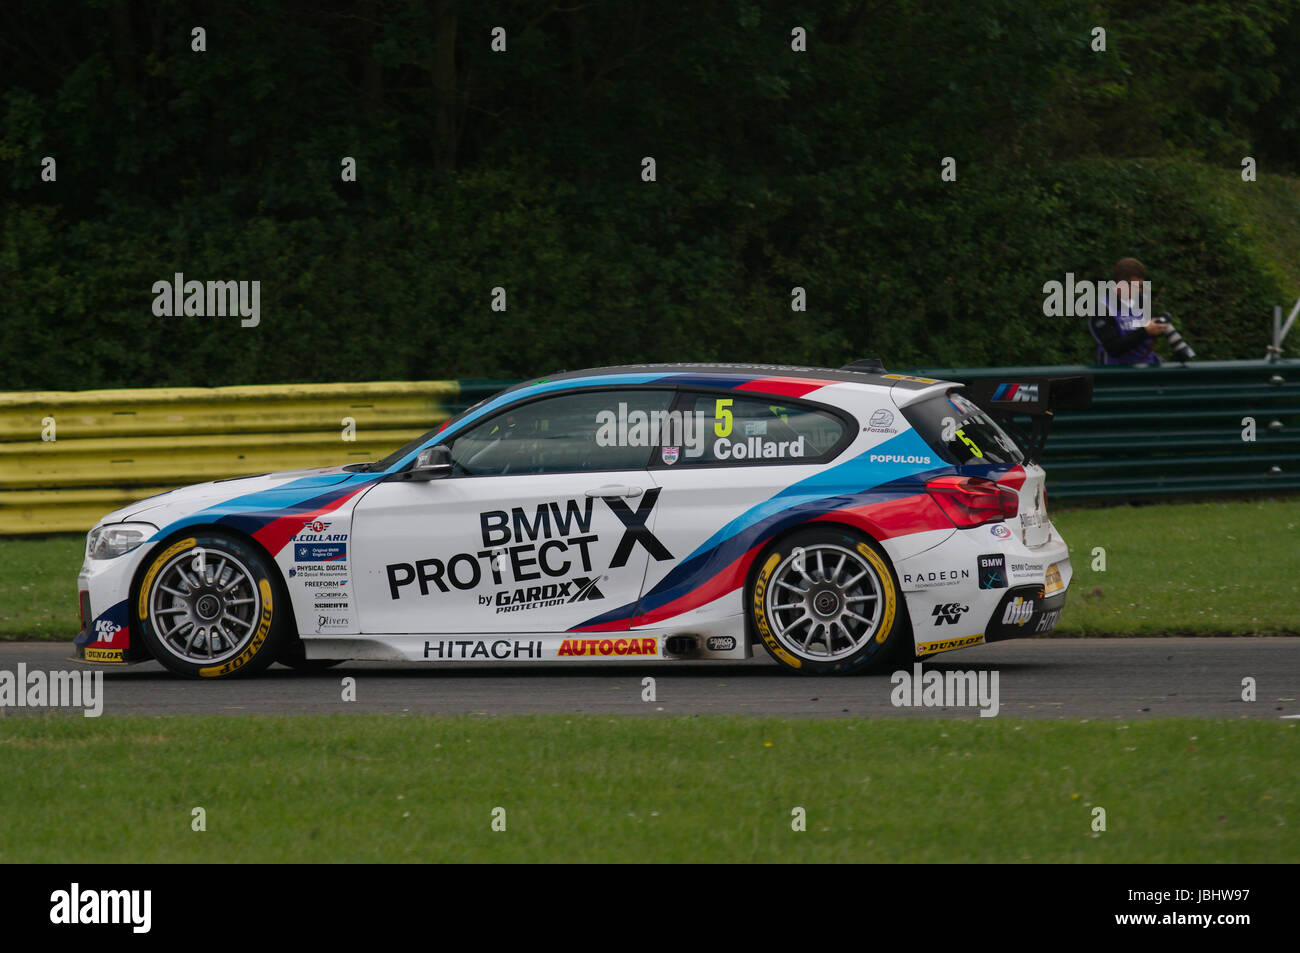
[448,389,675,476]
[657,392,848,466]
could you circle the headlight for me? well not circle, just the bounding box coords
[86,523,157,560]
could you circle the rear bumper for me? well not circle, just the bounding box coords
[897,516,1072,653]
[984,584,1068,641]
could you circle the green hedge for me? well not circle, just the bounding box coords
[1,158,1291,389]
[2,0,1297,388]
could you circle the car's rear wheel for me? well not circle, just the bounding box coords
[749,527,907,675]
[136,532,290,678]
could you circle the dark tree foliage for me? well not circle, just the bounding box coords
[1,0,1297,389]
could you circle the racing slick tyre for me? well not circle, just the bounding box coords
[135,531,292,679]
[749,527,907,675]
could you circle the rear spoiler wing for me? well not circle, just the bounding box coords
[965,375,1093,463]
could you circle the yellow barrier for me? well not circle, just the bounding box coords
[0,381,461,535]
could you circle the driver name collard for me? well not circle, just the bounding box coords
[385,492,672,605]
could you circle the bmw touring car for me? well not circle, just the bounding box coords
[73,362,1086,678]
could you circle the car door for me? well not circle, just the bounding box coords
[349,387,676,635]
[630,390,853,628]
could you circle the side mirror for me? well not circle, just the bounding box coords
[405,445,453,482]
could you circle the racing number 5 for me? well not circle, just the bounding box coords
[714,398,733,438]
[955,427,984,459]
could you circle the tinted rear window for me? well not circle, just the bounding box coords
[902,389,1024,465]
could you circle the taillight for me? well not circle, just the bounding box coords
[926,475,1019,528]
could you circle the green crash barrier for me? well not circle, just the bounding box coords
[909,360,1300,500]
[0,362,1295,534]
[0,380,508,534]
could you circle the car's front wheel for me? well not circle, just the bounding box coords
[749,527,907,674]
[136,532,290,678]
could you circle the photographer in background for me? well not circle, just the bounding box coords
[1089,258,1165,365]
[1089,258,1196,366]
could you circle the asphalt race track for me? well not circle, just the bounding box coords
[1,638,1296,719]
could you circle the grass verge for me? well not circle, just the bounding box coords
[1050,498,1299,636]
[0,714,1294,863]
[0,535,82,640]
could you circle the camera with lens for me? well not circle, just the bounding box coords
[1152,313,1195,362]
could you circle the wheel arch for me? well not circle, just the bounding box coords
[740,516,905,646]
[127,523,300,662]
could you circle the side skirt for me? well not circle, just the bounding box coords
[303,626,752,662]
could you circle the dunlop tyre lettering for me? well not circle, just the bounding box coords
[749,529,906,675]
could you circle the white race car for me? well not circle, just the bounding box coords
[73,362,1084,677]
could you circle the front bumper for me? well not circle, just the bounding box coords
[73,543,154,665]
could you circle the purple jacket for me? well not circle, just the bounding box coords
[1090,293,1159,365]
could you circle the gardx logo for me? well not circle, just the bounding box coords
[490,576,605,614]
